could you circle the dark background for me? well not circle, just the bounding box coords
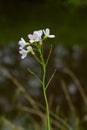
[0,0,87,46]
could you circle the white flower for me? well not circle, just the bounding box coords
[43,28,55,38]
[19,46,34,59]
[28,30,43,43]
[19,49,27,59]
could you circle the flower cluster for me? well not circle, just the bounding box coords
[18,28,55,59]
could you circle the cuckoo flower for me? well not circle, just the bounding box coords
[19,46,34,59]
[18,28,56,130]
[28,30,43,43]
[43,28,55,38]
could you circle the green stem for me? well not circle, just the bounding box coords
[38,46,51,130]
[43,65,51,130]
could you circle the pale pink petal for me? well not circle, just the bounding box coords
[28,34,33,39]
[37,30,43,36]
[33,32,40,41]
[30,39,34,43]
[27,46,33,51]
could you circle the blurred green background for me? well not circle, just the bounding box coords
[0,0,87,46]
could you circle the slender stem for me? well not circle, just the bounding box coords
[38,46,51,130]
[43,65,51,130]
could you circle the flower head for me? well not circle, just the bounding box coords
[19,46,34,59]
[18,28,55,59]
[43,28,55,38]
[28,30,43,43]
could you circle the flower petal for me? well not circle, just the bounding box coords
[30,39,34,43]
[46,28,50,35]
[28,34,33,39]
[33,32,40,41]
[37,30,43,36]
[19,46,23,49]
[18,38,25,47]
[21,38,25,42]
[48,35,55,38]
[19,50,23,54]
[21,54,27,59]
[27,46,33,51]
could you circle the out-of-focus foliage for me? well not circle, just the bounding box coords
[0,0,87,6]
[67,0,87,6]
[0,0,87,45]
[48,0,87,6]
